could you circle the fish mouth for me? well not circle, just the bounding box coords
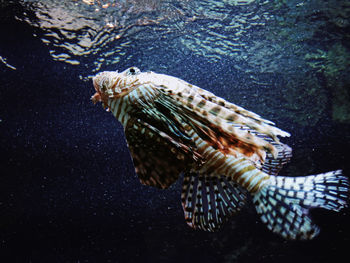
[92,75,102,92]
[91,74,110,106]
[91,75,102,104]
[91,92,101,104]
[91,70,135,106]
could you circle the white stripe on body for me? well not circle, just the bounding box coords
[187,129,269,193]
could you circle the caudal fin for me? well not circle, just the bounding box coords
[253,170,349,240]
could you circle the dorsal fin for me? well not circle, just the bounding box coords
[234,125,293,174]
[181,172,247,231]
[261,143,292,176]
[158,85,290,160]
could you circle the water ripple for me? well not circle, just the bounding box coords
[16,0,350,93]
[17,0,271,74]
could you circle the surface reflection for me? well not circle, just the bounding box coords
[15,0,350,125]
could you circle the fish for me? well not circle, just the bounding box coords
[91,67,349,240]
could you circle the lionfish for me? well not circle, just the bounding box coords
[91,67,349,240]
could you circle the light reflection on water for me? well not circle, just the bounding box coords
[17,0,199,72]
[15,0,350,126]
[16,0,283,72]
[17,1,350,72]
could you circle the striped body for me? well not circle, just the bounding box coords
[91,67,349,240]
[187,127,269,193]
[107,84,158,127]
[100,71,270,194]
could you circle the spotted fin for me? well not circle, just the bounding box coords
[155,93,270,163]
[240,124,293,173]
[260,143,292,176]
[193,86,277,126]
[193,86,290,138]
[158,86,287,160]
[253,170,349,239]
[124,118,201,189]
[181,172,247,231]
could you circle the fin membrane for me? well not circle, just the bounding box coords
[125,118,201,189]
[260,143,292,176]
[181,172,247,231]
[253,170,349,240]
[235,125,292,173]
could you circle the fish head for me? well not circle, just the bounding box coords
[91,67,142,106]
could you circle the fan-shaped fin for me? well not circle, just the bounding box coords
[158,84,289,148]
[125,118,201,189]
[261,143,292,176]
[154,93,269,163]
[253,170,349,239]
[181,172,247,231]
[232,124,292,173]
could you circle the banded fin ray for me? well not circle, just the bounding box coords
[135,88,284,165]
[159,84,289,140]
[132,93,194,145]
[193,86,276,125]
[92,67,349,240]
[237,125,293,174]
[193,86,290,138]
[253,170,349,239]
[124,118,201,189]
[181,172,247,231]
[158,87,283,159]
[154,93,271,163]
[260,143,292,176]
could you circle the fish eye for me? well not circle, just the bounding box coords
[126,67,140,76]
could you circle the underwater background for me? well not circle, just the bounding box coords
[1,0,350,262]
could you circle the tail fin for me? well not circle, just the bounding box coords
[253,170,349,240]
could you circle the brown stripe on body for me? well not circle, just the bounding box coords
[135,87,144,101]
[109,99,121,119]
[233,165,256,183]
[115,99,124,120]
[243,171,268,192]
[249,176,269,193]
[205,152,228,174]
[108,95,131,127]
[201,150,224,174]
[187,124,269,193]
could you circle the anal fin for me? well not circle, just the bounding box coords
[181,172,247,231]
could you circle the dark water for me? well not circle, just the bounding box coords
[1,0,350,262]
